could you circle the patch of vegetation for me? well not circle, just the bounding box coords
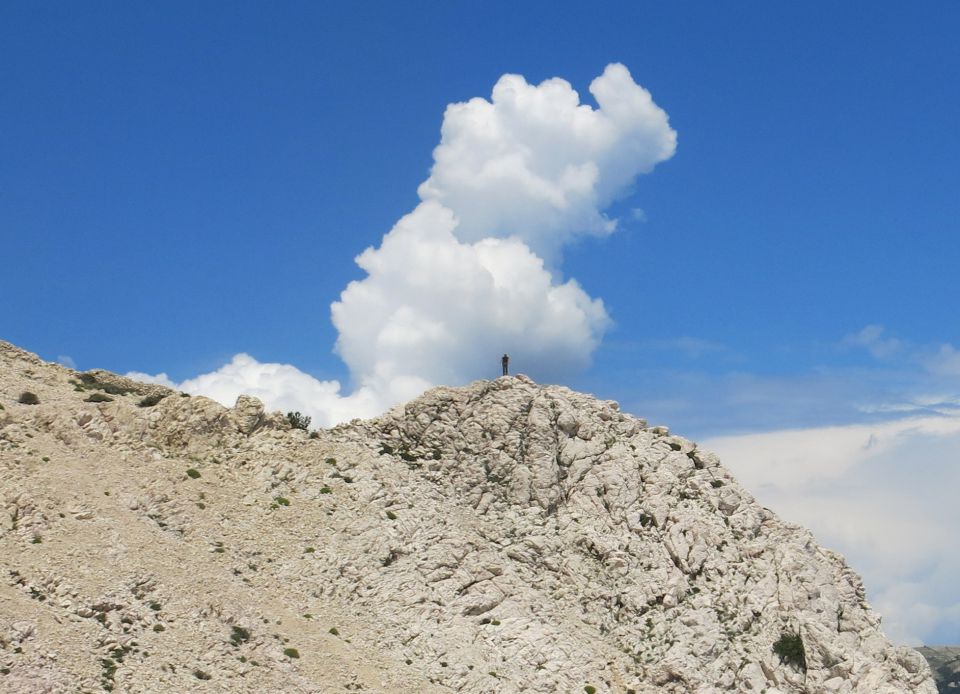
[18,391,39,405]
[386,510,397,520]
[773,631,806,672]
[101,657,118,690]
[75,373,135,395]
[138,393,167,407]
[399,450,418,462]
[325,457,337,465]
[274,496,290,506]
[286,411,311,431]
[84,393,113,403]
[319,486,332,494]
[31,536,41,544]
[309,431,320,439]
[304,547,315,553]
[149,601,162,611]
[193,669,212,680]
[186,468,201,479]
[584,687,597,694]
[283,648,300,659]
[328,627,339,636]
[41,456,49,462]
[710,479,724,488]
[153,624,165,632]
[230,625,251,646]
[378,443,394,455]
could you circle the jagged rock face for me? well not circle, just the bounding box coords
[0,340,938,693]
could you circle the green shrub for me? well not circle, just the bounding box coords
[138,393,167,407]
[328,627,339,636]
[325,457,337,465]
[193,669,211,680]
[76,373,135,395]
[286,411,311,430]
[710,479,724,488]
[378,443,393,455]
[773,631,806,671]
[274,496,290,506]
[186,468,201,479]
[230,625,251,646]
[319,486,332,494]
[85,393,113,403]
[304,547,315,553]
[153,624,165,632]
[283,648,299,659]
[584,687,597,694]
[386,510,397,520]
[18,391,40,405]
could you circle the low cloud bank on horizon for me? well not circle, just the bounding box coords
[131,63,677,425]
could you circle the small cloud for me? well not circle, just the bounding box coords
[125,371,177,389]
[630,208,648,223]
[841,324,902,359]
[925,343,960,376]
[56,355,76,369]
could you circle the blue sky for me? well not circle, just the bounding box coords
[3,2,960,644]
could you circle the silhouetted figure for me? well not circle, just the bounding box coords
[501,353,510,376]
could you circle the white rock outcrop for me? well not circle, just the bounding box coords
[0,340,937,693]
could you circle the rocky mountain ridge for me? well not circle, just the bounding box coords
[0,340,938,692]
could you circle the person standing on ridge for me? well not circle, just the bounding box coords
[501,353,509,377]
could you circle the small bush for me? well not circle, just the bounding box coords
[186,468,201,479]
[584,687,597,694]
[328,627,339,636]
[325,458,337,465]
[230,625,251,646]
[193,669,211,680]
[304,547,315,553]
[378,443,394,455]
[283,648,300,659]
[286,411,311,431]
[773,631,806,672]
[386,511,397,520]
[710,479,724,488]
[76,373,135,395]
[153,624,165,632]
[18,391,39,405]
[84,393,113,403]
[274,496,290,506]
[308,431,320,439]
[138,393,167,408]
[319,486,332,494]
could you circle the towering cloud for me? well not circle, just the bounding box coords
[133,64,676,426]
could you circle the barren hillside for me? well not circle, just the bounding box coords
[0,341,937,693]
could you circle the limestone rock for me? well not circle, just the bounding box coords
[0,339,938,693]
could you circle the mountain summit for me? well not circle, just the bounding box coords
[0,340,936,692]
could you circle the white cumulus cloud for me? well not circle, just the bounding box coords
[130,63,675,426]
[419,62,676,262]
